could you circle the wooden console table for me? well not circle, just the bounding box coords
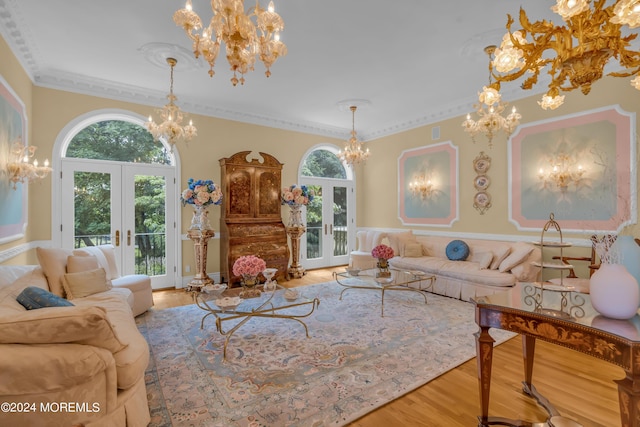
[473,283,640,427]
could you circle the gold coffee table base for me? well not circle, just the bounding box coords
[194,285,320,361]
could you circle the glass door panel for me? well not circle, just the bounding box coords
[302,182,352,269]
[61,159,175,289]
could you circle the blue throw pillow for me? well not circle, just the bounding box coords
[446,240,470,261]
[16,286,74,310]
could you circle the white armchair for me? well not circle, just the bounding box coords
[350,230,387,270]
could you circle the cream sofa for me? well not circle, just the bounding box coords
[353,230,541,301]
[0,257,151,427]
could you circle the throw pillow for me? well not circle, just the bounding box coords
[387,231,415,257]
[66,255,99,273]
[446,240,470,261]
[63,268,111,300]
[16,286,74,310]
[470,249,493,269]
[36,247,73,297]
[73,246,116,279]
[489,245,512,270]
[404,242,424,258]
[499,242,535,273]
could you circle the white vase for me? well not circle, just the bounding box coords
[288,204,303,227]
[590,263,640,320]
[610,235,640,303]
[189,205,212,230]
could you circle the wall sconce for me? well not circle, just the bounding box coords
[7,140,52,189]
[409,175,436,200]
[538,153,585,192]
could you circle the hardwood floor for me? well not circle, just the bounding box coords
[151,267,622,427]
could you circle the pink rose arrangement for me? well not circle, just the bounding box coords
[281,184,313,206]
[180,178,223,207]
[232,255,267,277]
[371,244,394,260]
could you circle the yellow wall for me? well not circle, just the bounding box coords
[359,76,640,241]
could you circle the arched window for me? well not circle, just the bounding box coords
[54,110,178,289]
[65,120,171,164]
[299,145,354,269]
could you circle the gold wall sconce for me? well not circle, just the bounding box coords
[538,153,585,192]
[409,175,436,200]
[7,140,52,189]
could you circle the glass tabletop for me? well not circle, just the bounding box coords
[473,282,640,342]
[195,283,308,313]
[335,268,432,288]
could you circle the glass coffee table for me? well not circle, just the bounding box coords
[193,284,320,361]
[333,268,435,317]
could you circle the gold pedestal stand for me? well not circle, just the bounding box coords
[187,229,215,291]
[286,225,306,278]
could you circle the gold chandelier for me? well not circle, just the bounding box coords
[146,58,197,149]
[7,139,52,189]
[462,46,522,148]
[490,0,640,110]
[173,0,287,86]
[337,106,370,167]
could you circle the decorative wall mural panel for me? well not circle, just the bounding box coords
[509,105,636,233]
[0,76,28,243]
[398,141,458,227]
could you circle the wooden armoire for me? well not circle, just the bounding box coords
[219,151,289,284]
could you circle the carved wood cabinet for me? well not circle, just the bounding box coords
[219,151,289,284]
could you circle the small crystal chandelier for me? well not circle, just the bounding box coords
[146,58,197,150]
[462,46,522,148]
[7,139,52,189]
[173,0,287,86]
[337,106,370,167]
[490,0,640,110]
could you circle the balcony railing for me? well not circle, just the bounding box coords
[306,225,349,259]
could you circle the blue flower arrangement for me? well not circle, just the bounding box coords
[180,178,223,206]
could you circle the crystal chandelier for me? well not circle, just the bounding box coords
[7,139,52,189]
[337,106,370,167]
[538,153,586,192]
[173,0,287,86]
[490,0,640,110]
[146,58,197,149]
[462,46,522,148]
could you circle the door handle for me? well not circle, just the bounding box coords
[115,230,120,247]
[324,224,327,235]
[330,224,333,234]
[127,230,131,246]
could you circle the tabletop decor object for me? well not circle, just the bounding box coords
[282,184,313,278]
[233,255,267,298]
[372,244,394,278]
[590,235,639,319]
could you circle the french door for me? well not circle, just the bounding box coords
[301,180,354,269]
[60,158,176,289]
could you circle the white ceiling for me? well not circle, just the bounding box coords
[1,0,565,141]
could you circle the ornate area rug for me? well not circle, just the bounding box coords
[137,281,515,427]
